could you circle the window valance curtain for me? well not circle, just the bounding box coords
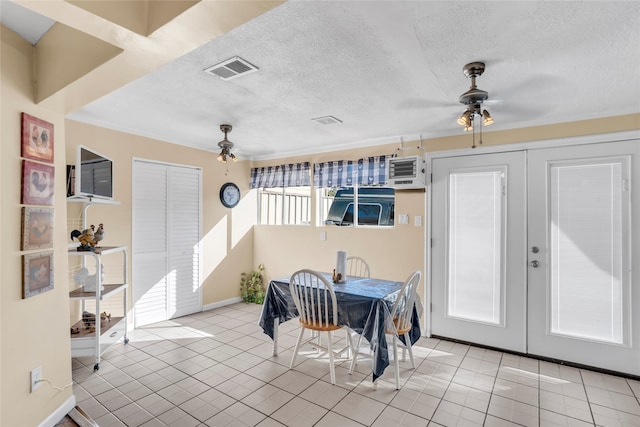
[250,162,311,189]
[314,155,388,188]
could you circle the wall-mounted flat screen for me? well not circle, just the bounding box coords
[74,145,113,200]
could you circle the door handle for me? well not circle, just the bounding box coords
[530,260,540,268]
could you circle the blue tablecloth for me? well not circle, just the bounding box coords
[258,272,421,381]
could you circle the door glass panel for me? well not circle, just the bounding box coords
[549,162,625,344]
[447,170,504,325]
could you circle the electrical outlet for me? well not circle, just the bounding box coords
[30,366,42,393]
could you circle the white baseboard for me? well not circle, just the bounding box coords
[203,296,243,312]
[39,394,76,427]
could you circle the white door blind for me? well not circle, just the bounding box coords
[447,170,504,325]
[549,161,625,343]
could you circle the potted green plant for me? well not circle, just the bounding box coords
[240,264,265,304]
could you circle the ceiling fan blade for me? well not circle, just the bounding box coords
[234,145,276,157]
[397,98,453,110]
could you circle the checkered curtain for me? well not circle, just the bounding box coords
[314,156,388,188]
[313,160,356,188]
[250,162,310,188]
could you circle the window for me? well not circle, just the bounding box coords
[315,156,394,227]
[253,157,394,227]
[258,186,311,225]
[321,186,395,226]
[251,163,311,225]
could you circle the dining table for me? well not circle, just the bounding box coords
[258,272,421,382]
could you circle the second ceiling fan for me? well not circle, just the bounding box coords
[457,61,494,148]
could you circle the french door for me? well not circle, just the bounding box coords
[527,141,639,373]
[431,151,527,353]
[430,139,640,375]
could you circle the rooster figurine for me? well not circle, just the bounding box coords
[93,223,105,247]
[70,225,95,251]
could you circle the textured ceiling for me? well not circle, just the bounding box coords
[4,1,640,160]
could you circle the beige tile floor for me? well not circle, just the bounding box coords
[72,303,640,426]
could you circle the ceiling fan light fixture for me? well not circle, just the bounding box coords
[216,124,237,166]
[483,109,494,126]
[217,151,227,163]
[457,110,472,128]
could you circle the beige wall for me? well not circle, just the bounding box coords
[251,143,428,300]
[1,26,73,427]
[253,201,426,290]
[64,120,257,313]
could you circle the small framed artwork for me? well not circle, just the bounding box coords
[21,207,54,250]
[21,112,54,163]
[23,251,54,298]
[21,160,54,206]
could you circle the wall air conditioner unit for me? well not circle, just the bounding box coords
[386,155,427,189]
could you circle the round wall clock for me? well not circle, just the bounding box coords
[220,182,240,208]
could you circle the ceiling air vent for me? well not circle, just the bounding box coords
[204,56,259,80]
[311,116,342,125]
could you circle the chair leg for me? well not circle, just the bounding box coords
[349,335,358,374]
[404,332,415,369]
[309,330,319,353]
[326,331,336,385]
[345,333,351,358]
[290,326,306,369]
[393,335,400,390]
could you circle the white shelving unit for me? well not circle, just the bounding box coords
[68,196,128,371]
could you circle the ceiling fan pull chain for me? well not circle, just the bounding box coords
[472,121,476,149]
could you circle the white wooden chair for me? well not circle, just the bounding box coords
[346,256,371,354]
[346,256,371,279]
[387,270,421,389]
[350,270,421,389]
[289,269,352,385]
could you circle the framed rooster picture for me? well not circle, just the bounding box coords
[23,251,54,298]
[21,112,54,164]
[21,207,54,250]
[22,160,54,206]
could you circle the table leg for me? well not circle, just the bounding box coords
[272,318,279,356]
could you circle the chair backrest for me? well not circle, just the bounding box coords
[289,269,338,328]
[346,256,371,278]
[389,270,421,333]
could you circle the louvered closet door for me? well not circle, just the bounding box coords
[133,161,169,326]
[133,160,202,327]
[168,166,201,318]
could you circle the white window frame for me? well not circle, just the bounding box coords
[258,186,311,225]
[318,184,395,228]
